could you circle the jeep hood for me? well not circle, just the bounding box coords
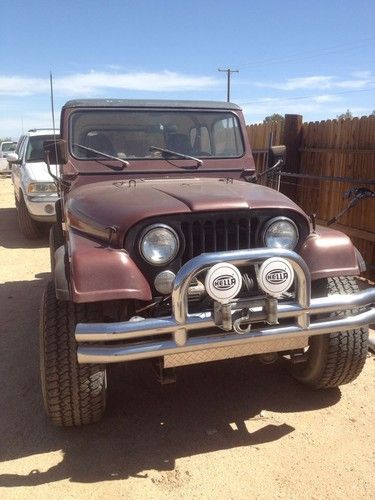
[66,177,307,242]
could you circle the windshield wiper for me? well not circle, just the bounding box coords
[149,146,203,167]
[73,144,129,168]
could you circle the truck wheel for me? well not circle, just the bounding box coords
[16,192,43,239]
[40,281,107,426]
[290,276,368,389]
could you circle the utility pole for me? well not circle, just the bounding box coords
[218,68,239,102]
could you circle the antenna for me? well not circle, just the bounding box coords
[49,73,59,160]
[47,72,61,192]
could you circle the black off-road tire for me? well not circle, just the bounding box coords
[40,281,107,426]
[16,192,43,240]
[290,276,368,389]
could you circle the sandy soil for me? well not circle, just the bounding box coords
[0,176,374,500]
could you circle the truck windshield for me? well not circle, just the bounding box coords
[70,110,244,161]
[26,135,60,162]
[1,142,17,152]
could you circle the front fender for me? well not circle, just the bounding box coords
[300,226,364,281]
[68,230,152,303]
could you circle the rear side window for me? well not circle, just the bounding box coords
[213,116,243,157]
[190,126,211,154]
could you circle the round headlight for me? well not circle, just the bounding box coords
[140,225,179,265]
[263,217,299,249]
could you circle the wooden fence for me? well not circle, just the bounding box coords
[247,121,284,190]
[247,115,375,280]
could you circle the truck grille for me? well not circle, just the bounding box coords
[180,213,253,263]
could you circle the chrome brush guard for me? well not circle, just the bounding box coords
[75,249,375,366]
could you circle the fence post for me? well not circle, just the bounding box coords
[281,114,303,201]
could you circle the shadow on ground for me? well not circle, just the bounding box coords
[0,273,341,487]
[0,206,49,249]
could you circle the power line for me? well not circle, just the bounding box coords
[232,35,375,70]
[238,86,375,106]
[218,68,239,102]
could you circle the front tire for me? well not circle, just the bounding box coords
[16,192,43,239]
[40,281,107,426]
[290,276,368,389]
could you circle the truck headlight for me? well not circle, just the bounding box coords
[140,224,179,265]
[263,217,299,249]
[27,182,57,194]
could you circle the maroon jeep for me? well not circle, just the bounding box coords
[40,99,374,426]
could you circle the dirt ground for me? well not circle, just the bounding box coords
[0,176,374,500]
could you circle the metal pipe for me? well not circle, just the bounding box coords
[74,247,375,367]
[77,308,375,364]
[76,313,213,342]
[75,287,375,342]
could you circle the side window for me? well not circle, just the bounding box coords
[15,136,26,159]
[17,136,27,161]
[213,116,243,157]
[15,136,25,155]
[190,126,211,154]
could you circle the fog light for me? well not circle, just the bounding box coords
[44,204,54,214]
[154,270,176,295]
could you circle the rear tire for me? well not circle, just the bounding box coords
[16,192,43,239]
[40,281,107,426]
[290,276,368,389]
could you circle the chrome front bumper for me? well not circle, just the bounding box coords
[75,249,375,365]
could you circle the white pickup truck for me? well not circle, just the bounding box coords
[0,140,17,173]
[7,129,59,239]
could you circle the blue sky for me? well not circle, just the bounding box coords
[1,0,375,138]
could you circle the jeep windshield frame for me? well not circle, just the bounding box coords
[69,109,245,167]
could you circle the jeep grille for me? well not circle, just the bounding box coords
[180,213,253,263]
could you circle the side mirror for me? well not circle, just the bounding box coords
[267,145,286,169]
[44,139,68,165]
[6,152,19,164]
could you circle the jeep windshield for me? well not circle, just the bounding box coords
[70,110,244,162]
